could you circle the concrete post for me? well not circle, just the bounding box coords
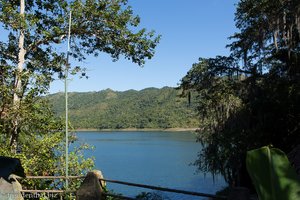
[76,170,105,200]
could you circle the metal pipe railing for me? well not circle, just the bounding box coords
[20,175,227,199]
[100,178,227,200]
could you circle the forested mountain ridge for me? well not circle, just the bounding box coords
[47,87,199,129]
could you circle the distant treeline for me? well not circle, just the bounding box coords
[47,87,199,129]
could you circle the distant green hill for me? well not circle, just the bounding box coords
[47,87,199,129]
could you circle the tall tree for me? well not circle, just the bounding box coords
[180,56,245,184]
[0,0,160,150]
[11,0,25,150]
[229,0,300,75]
[180,0,300,187]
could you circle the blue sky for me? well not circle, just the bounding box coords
[35,1,240,93]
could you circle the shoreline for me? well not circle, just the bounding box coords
[75,127,198,132]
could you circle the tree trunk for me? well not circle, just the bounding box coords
[10,0,25,152]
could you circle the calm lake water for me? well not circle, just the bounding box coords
[75,131,226,200]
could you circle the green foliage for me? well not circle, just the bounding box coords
[0,0,160,195]
[47,87,199,130]
[179,0,300,186]
[0,0,160,147]
[0,99,94,194]
[246,146,300,200]
[229,0,300,74]
[180,57,245,183]
[0,0,160,71]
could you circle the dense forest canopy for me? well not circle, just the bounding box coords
[48,87,198,130]
[180,0,300,187]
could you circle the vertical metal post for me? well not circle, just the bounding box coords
[65,10,72,190]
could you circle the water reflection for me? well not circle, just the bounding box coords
[74,131,226,200]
